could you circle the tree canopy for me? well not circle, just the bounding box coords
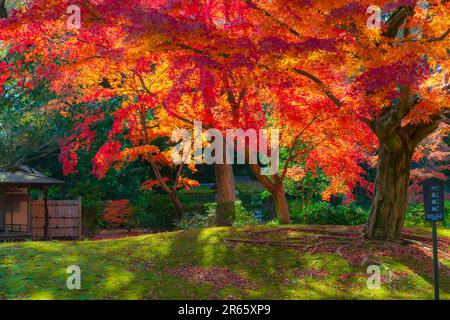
[0,0,448,239]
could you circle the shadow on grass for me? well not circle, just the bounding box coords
[1,226,448,299]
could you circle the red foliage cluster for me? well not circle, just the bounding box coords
[0,0,448,226]
[103,199,133,228]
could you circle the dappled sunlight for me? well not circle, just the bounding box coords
[198,227,231,243]
[1,226,449,299]
[17,241,69,253]
[28,291,55,300]
[196,227,232,266]
[103,267,134,291]
[0,0,449,302]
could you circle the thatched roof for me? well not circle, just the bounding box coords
[0,166,64,186]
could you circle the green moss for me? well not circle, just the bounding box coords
[404,226,450,238]
[0,225,448,300]
[181,186,217,194]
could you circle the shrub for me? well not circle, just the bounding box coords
[103,199,133,228]
[132,194,176,230]
[299,200,449,228]
[405,201,449,228]
[288,198,304,223]
[302,202,335,225]
[174,210,216,230]
[175,201,259,230]
[81,198,106,232]
[405,203,426,227]
[265,219,281,227]
[233,201,259,227]
[335,205,369,225]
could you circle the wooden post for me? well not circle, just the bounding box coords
[432,221,440,300]
[422,177,445,300]
[43,187,49,240]
[27,187,32,235]
[0,187,5,232]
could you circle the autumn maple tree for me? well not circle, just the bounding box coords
[325,1,449,240]
[237,0,450,239]
[0,0,204,219]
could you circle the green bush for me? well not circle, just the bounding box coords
[298,200,449,228]
[405,201,449,228]
[265,219,281,227]
[81,198,106,233]
[233,201,259,226]
[336,205,369,225]
[405,203,427,227]
[174,210,216,230]
[302,201,368,225]
[132,194,176,230]
[175,201,259,230]
[288,198,304,223]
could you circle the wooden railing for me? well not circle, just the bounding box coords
[5,224,28,233]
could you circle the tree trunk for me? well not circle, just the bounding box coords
[365,142,413,240]
[271,183,291,224]
[363,86,441,241]
[0,1,7,19]
[215,163,236,226]
[168,191,184,221]
[248,164,291,224]
[43,188,50,240]
[300,185,305,214]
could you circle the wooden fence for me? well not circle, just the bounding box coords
[31,199,82,240]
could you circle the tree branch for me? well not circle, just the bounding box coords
[401,115,442,146]
[244,0,302,40]
[372,86,417,138]
[382,5,415,39]
[172,162,184,192]
[293,68,343,107]
[427,28,450,42]
[133,70,195,126]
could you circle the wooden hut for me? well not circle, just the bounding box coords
[0,166,67,240]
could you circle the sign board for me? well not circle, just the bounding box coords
[422,177,446,222]
[422,176,446,300]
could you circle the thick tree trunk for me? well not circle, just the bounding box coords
[271,183,291,224]
[365,142,413,240]
[215,163,236,226]
[168,191,184,221]
[362,83,444,240]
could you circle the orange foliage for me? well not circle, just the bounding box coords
[1,0,448,202]
[103,200,133,228]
